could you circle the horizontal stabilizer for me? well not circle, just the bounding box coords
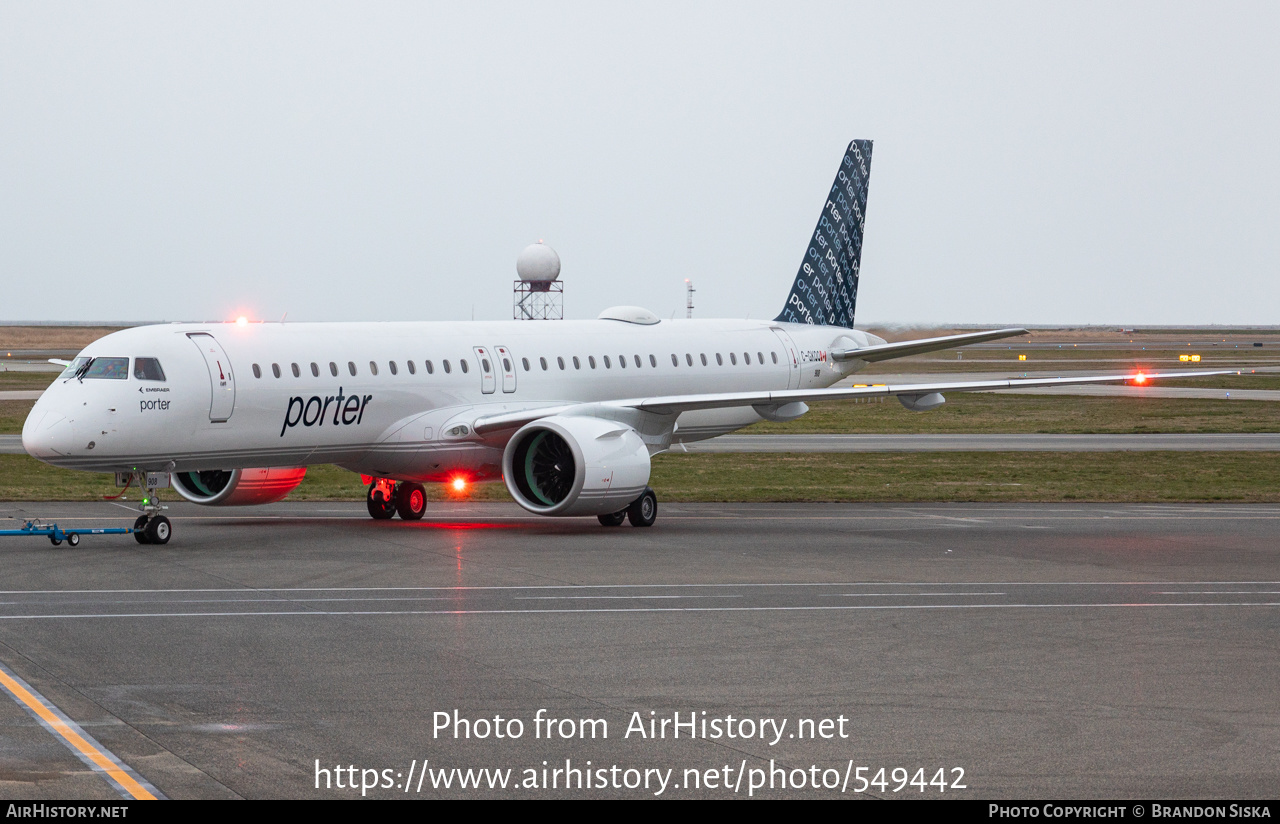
[831,328,1028,363]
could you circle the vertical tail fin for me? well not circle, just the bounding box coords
[775,139,872,328]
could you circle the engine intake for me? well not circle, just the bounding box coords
[502,416,650,517]
[171,467,307,506]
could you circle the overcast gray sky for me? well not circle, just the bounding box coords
[1,2,1276,326]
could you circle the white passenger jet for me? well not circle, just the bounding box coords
[21,140,1224,544]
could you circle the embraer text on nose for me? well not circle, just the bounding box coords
[281,387,372,436]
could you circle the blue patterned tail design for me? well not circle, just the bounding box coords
[775,139,873,328]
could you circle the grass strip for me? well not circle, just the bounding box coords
[3,452,1280,504]
[649,451,1280,502]
[747,394,1280,434]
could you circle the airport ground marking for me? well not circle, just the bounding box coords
[3,580,1280,595]
[0,660,163,800]
[2,601,1280,620]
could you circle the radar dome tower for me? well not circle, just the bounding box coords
[513,241,563,320]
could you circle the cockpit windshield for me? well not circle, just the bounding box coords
[67,357,130,380]
[59,357,90,379]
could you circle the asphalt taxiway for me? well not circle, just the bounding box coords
[0,500,1277,799]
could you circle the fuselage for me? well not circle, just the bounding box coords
[22,317,881,482]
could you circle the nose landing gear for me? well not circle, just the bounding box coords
[132,514,172,545]
[116,471,173,545]
[366,478,427,521]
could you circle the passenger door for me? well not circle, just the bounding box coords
[187,333,236,421]
[769,328,801,390]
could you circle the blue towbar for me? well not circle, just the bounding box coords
[0,519,134,547]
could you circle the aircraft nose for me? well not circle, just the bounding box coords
[21,409,76,459]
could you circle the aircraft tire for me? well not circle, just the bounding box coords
[395,483,427,521]
[145,516,171,545]
[597,511,626,527]
[367,487,396,520]
[134,516,151,544]
[627,488,657,528]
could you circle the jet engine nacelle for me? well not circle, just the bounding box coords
[171,467,308,506]
[502,416,651,517]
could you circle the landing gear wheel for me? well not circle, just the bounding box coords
[66,533,79,547]
[597,511,626,527]
[367,485,396,520]
[134,515,151,545]
[49,535,61,546]
[144,516,171,545]
[627,487,657,528]
[395,483,427,521]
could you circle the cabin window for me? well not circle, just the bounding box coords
[603,355,611,368]
[744,352,751,365]
[330,362,339,376]
[771,352,778,364]
[521,357,529,371]
[288,363,298,377]
[272,363,282,378]
[443,360,452,374]
[685,354,693,366]
[389,361,398,375]
[425,360,434,374]
[730,352,737,365]
[503,358,512,373]
[481,358,491,372]
[588,356,597,369]
[540,357,548,371]
[407,360,416,375]
[618,355,626,369]
[348,361,357,376]
[715,353,723,366]
[134,358,166,381]
[649,355,657,367]
[460,359,470,373]
[758,352,764,364]
[572,357,580,370]
[634,355,642,368]
[557,357,565,370]
[252,363,262,378]
[671,354,678,366]
[369,361,379,376]
[700,353,708,366]
[310,362,320,377]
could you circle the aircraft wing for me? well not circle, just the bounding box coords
[471,369,1241,434]
[471,404,580,435]
[830,328,1028,362]
[611,369,1240,416]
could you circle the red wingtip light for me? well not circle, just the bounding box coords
[235,316,248,326]
[1134,372,1147,384]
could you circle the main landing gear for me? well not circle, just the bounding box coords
[366,478,427,521]
[597,487,658,528]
